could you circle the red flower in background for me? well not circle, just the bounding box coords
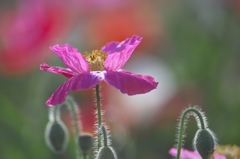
[0,0,76,75]
[83,2,163,50]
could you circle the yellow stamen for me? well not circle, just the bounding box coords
[83,50,107,71]
[215,145,240,159]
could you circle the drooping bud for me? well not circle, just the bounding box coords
[193,129,216,159]
[78,133,94,155]
[96,146,118,159]
[44,121,69,154]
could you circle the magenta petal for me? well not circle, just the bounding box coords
[104,70,158,95]
[46,73,101,106]
[168,148,226,159]
[103,35,142,71]
[169,148,201,159]
[50,44,89,73]
[40,63,74,78]
[214,154,227,159]
[101,35,142,54]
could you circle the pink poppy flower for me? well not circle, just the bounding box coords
[169,148,226,159]
[40,35,158,106]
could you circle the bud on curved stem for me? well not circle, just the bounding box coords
[193,129,216,159]
[45,106,69,154]
[176,107,209,159]
[78,133,94,159]
[46,97,82,158]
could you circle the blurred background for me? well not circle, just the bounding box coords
[1,0,240,158]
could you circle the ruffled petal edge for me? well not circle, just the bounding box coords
[104,69,158,95]
[40,63,75,78]
[103,35,142,71]
[50,44,89,73]
[46,73,103,106]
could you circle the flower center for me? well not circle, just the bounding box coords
[83,50,107,71]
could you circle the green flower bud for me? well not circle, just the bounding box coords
[44,121,69,154]
[193,129,216,159]
[96,146,118,159]
[78,133,94,153]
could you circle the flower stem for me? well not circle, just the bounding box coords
[49,107,57,122]
[101,125,108,147]
[65,97,81,159]
[176,107,206,159]
[95,84,102,149]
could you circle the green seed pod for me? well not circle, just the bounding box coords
[78,133,94,153]
[96,146,118,159]
[44,121,69,154]
[193,129,216,159]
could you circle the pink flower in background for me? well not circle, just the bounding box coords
[169,148,226,159]
[40,35,158,106]
[0,0,76,75]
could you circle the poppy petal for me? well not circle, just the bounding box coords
[46,73,102,106]
[168,148,226,159]
[169,148,201,159]
[40,63,74,78]
[50,44,89,74]
[104,69,158,95]
[103,35,142,71]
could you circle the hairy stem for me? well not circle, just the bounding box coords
[95,84,102,149]
[101,125,108,147]
[176,107,206,159]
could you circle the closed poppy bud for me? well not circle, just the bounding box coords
[193,129,216,159]
[96,146,118,159]
[44,121,69,154]
[78,133,94,154]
